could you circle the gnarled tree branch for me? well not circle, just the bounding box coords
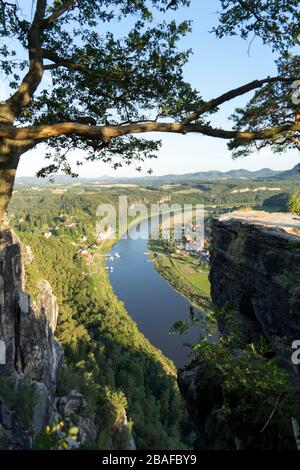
[0,120,299,143]
[182,76,297,125]
[42,48,92,73]
[4,0,47,119]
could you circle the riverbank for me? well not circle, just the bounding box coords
[108,214,205,366]
[148,238,212,314]
[91,236,177,377]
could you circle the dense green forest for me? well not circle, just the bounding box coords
[14,174,297,211]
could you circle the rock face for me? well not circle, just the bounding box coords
[179,210,300,449]
[0,221,63,448]
[179,360,243,449]
[209,210,300,359]
[54,391,98,448]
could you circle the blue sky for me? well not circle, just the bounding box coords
[14,0,300,176]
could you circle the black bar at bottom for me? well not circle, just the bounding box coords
[0,450,298,466]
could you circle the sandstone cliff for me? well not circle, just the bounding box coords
[0,220,63,448]
[210,210,300,361]
[179,210,300,449]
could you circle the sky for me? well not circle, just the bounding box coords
[7,0,300,177]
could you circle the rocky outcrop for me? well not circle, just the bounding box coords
[33,280,59,334]
[209,210,300,363]
[113,410,136,451]
[178,362,228,449]
[54,391,98,448]
[0,220,63,448]
[179,210,300,449]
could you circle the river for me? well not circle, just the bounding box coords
[108,216,206,368]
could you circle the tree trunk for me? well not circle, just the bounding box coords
[0,140,22,222]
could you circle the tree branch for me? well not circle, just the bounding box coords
[41,0,77,29]
[42,49,92,73]
[260,394,282,434]
[181,76,296,125]
[236,0,274,35]
[4,0,47,118]
[0,120,299,143]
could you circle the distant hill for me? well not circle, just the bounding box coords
[173,168,281,181]
[16,166,297,186]
[272,163,300,180]
[122,168,281,183]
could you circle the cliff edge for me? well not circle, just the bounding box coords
[210,210,300,359]
[179,210,300,449]
[0,220,63,448]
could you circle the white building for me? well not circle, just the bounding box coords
[43,231,52,239]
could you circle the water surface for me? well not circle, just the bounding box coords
[108,217,205,367]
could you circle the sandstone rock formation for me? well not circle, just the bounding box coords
[0,220,63,448]
[179,210,300,449]
[210,210,300,363]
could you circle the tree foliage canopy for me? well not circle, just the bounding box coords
[289,189,300,216]
[214,0,300,52]
[0,0,299,178]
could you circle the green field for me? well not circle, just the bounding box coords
[149,239,212,311]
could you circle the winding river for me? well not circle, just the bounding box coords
[108,217,205,368]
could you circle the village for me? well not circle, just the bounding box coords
[77,225,117,269]
[21,211,121,272]
[158,221,210,265]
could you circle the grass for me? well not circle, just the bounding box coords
[149,239,212,311]
[188,271,211,296]
[169,257,211,298]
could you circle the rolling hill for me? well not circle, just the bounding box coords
[15,165,299,186]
